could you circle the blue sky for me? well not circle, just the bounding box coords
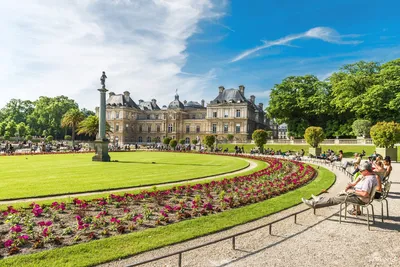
[1,0,399,110]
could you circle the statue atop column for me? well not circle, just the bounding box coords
[100,71,107,89]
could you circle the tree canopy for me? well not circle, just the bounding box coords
[267,58,400,138]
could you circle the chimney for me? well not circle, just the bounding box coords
[258,103,264,110]
[201,99,205,107]
[218,86,225,94]
[183,100,187,104]
[139,99,144,104]
[109,92,115,98]
[175,94,179,100]
[239,85,245,95]
[151,99,157,105]
[250,95,255,103]
[123,91,130,102]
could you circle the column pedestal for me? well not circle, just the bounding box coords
[92,139,111,162]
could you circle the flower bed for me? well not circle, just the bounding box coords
[0,155,316,257]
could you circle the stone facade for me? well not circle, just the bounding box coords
[104,85,276,146]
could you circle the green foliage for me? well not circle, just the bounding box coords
[5,120,17,137]
[370,121,400,148]
[61,109,85,144]
[64,135,72,141]
[227,134,234,142]
[76,115,111,139]
[191,139,198,145]
[304,126,325,148]
[252,129,269,152]
[26,135,33,141]
[178,139,185,145]
[203,135,216,149]
[352,119,372,137]
[46,135,54,142]
[169,139,178,148]
[0,121,6,136]
[163,137,172,146]
[4,131,10,140]
[17,122,27,137]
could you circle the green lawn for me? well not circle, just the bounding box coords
[0,152,248,200]
[0,165,335,267]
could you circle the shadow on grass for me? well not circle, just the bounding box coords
[115,160,223,167]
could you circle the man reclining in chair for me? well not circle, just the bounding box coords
[302,161,378,210]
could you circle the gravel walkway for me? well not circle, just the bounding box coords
[0,159,256,205]
[100,160,400,267]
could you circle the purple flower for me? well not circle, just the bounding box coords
[18,235,29,240]
[4,239,13,247]
[10,225,22,233]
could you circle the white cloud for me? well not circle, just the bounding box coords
[231,27,362,63]
[0,0,225,110]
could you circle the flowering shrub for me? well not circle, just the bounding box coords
[0,154,316,257]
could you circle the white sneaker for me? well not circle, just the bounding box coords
[301,198,315,208]
[311,194,320,201]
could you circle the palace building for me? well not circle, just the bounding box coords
[104,85,277,146]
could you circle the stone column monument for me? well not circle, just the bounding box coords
[92,71,111,162]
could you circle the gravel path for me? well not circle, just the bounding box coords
[100,160,400,267]
[0,159,256,205]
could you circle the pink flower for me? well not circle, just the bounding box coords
[38,221,46,227]
[132,214,143,222]
[18,235,29,240]
[45,221,53,226]
[32,204,43,217]
[4,239,13,247]
[42,228,49,237]
[10,224,22,233]
[75,215,82,221]
[123,208,130,213]
[110,217,121,224]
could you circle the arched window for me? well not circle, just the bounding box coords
[185,137,190,144]
[147,136,151,143]
[138,136,142,142]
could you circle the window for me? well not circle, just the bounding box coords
[196,125,200,133]
[155,115,159,120]
[147,114,150,119]
[224,110,229,118]
[148,125,151,133]
[186,124,190,133]
[138,136,142,142]
[156,124,161,132]
[192,114,196,119]
[224,123,229,133]
[185,137,190,144]
[106,112,111,120]
[212,124,217,133]
[116,111,120,119]
[147,136,151,143]
[168,124,173,133]
[236,123,241,133]
[125,124,129,131]
[236,109,241,118]
[116,124,119,132]
[213,111,217,118]
[139,125,142,133]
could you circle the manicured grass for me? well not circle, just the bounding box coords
[220,144,400,158]
[0,152,248,200]
[0,158,268,210]
[0,165,335,267]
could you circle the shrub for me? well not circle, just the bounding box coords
[64,135,72,140]
[26,135,33,141]
[227,134,234,142]
[252,130,269,153]
[163,137,172,146]
[178,139,185,145]
[370,121,400,148]
[169,139,178,149]
[46,135,54,143]
[352,119,372,137]
[191,139,198,145]
[304,126,325,148]
[203,135,216,150]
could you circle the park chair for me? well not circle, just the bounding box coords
[339,187,377,230]
[374,181,392,222]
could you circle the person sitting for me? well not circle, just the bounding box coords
[382,156,392,182]
[302,162,378,212]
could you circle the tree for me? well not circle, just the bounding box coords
[169,139,178,149]
[304,126,325,148]
[0,99,34,124]
[163,137,172,147]
[370,122,400,148]
[61,109,85,146]
[4,131,10,141]
[77,115,111,140]
[203,135,216,151]
[5,120,17,137]
[352,119,372,137]
[179,139,185,145]
[46,135,54,143]
[191,139,198,145]
[252,129,269,153]
[0,121,6,136]
[227,134,234,142]
[26,135,32,141]
[17,122,27,138]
